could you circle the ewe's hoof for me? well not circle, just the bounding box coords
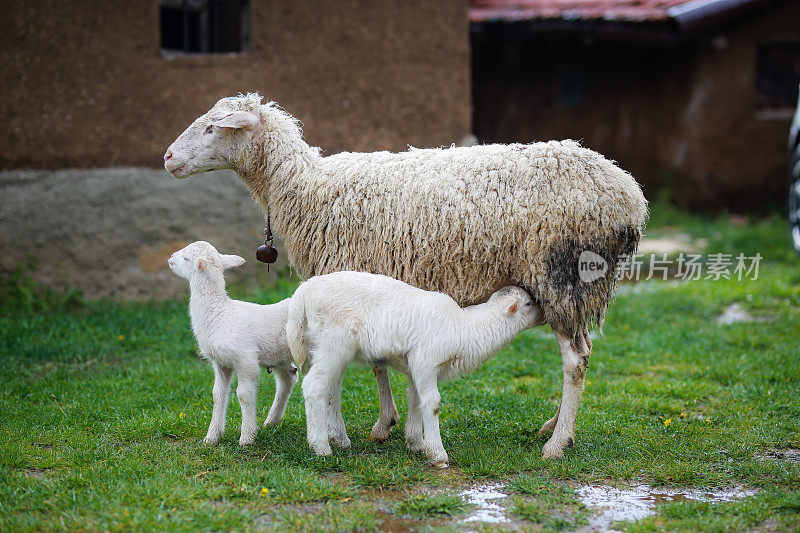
[332,435,351,450]
[542,436,572,459]
[239,438,255,447]
[310,442,333,457]
[369,427,390,442]
[263,416,280,427]
[202,436,219,445]
[432,461,449,469]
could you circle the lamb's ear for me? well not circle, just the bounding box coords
[220,254,246,270]
[211,111,260,130]
[196,258,207,272]
[507,302,519,315]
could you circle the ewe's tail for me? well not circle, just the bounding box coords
[285,298,308,373]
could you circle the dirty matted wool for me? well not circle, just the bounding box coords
[216,94,649,346]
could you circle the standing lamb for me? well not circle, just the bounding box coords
[169,240,397,450]
[164,93,649,458]
[168,240,299,446]
[286,272,544,467]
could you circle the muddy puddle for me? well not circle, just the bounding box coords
[460,483,510,524]
[577,484,756,530]
[717,303,771,325]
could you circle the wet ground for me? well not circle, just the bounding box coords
[576,484,757,531]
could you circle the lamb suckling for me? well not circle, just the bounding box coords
[286,272,545,467]
[164,93,649,458]
[168,241,298,446]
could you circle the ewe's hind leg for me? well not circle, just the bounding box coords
[542,331,591,459]
[369,365,399,442]
[204,363,233,445]
[326,368,351,449]
[264,363,298,427]
[236,363,260,446]
[404,377,425,453]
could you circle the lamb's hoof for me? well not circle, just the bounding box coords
[406,438,425,453]
[202,436,219,445]
[331,434,351,450]
[263,416,280,428]
[239,435,256,446]
[310,441,333,457]
[428,453,449,468]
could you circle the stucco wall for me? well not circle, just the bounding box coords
[0,0,471,168]
[0,1,471,299]
[0,168,285,299]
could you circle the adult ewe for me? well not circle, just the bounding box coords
[164,93,648,459]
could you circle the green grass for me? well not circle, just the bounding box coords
[396,493,469,518]
[1,210,799,531]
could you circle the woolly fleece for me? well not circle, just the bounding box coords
[215,94,649,345]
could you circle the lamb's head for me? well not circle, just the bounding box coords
[168,241,246,280]
[164,94,264,178]
[487,286,545,330]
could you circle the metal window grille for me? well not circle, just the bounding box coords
[160,0,250,54]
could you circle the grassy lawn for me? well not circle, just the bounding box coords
[2,206,799,531]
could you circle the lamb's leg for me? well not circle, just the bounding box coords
[369,365,399,442]
[542,331,591,459]
[264,363,298,427]
[327,368,351,449]
[236,363,260,446]
[412,370,448,467]
[302,356,337,456]
[204,362,233,445]
[404,377,425,453]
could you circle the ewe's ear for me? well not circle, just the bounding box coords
[211,111,260,130]
[220,254,246,270]
[507,302,519,315]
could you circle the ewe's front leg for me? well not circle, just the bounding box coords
[204,363,233,445]
[369,365,399,442]
[542,331,591,459]
[236,364,260,446]
[264,363,298,427]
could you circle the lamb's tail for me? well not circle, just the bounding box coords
[285,297,309,373]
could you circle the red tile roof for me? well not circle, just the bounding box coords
[469,0,696,23]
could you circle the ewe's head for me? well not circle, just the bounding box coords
[164,93,266,178]
[168,241,245,280]
[488,286,544,329]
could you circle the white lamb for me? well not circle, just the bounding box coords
[286,272,544,467]
[168,240,298,446]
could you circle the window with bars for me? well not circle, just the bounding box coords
[756,42,800,117]
[160,0,249,55]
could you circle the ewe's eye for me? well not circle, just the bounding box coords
[204,125,214,134]
[183,257,189,261]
